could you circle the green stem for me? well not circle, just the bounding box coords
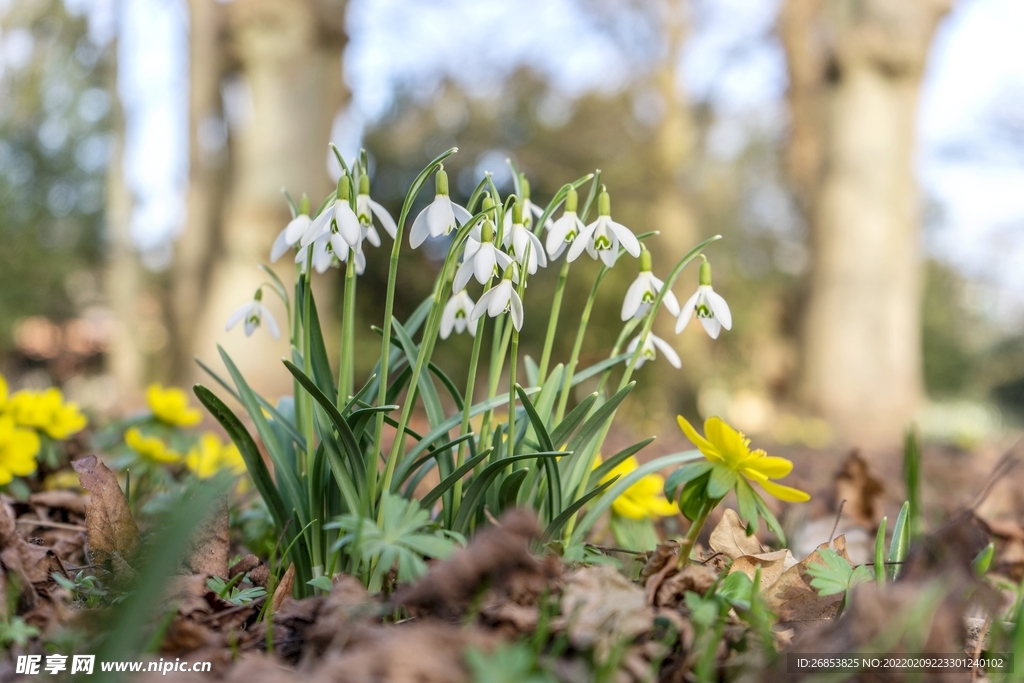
[338,255,357,405]
[507,326,519,458]
[479,315,512,449]
[371,149,457,516]
[537,259,570,383]
[554,266,609,424]
[452,287,491,519]
[677,498,717,569]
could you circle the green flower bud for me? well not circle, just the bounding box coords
[598,189,610,216]
[512,201,523,225]
[336,174,350,201]
[502,265,516,281]
[482,193,495,210]
[481,220,494,243]
[359,173,370,195]
[520,174,531,200]
[565,188,578,213]
[699,259,712,287]
[254,288,263,301]
[436,167,449,196]
[299,193,310,216]
[639,245,652,272]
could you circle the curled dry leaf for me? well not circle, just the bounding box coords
[183,497,230,577]
[729,549,798,591]
[709,508,767,559]
[559,565,653,664]
[271,563,296,612]
[72,455,139,574]
[640,539,679,585]
[394,508,543,618]
[654,564,718,608]
[834,451,884,528]
[762,535,852,626]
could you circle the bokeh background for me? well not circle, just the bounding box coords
[2,0,1023,453]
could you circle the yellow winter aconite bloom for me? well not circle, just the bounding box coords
[7,388,88,439]
[185,433,246,479]
[677,415,810,503]
[125,427,183,464]
[598,455,679,520]
[147,384,202,427]
[0,415,41,485]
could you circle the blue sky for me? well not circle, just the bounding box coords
[67,0,1024,323]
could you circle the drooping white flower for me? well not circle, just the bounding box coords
[271,195,312,262]
[504,202,546,274]
[300,175,362,250]
[627,333,681,369]
[567,189,641,267]
[546,188,585,260]
[226,289,280,339]
[675,259,732,339]
[295,228,367,275]
[356,173,397,240]
[409,168,471,248]
[440,290,476,339]
[470,267,524,331]
[502,175,551,233]
[453,219,513,293]
[621,246,680,321]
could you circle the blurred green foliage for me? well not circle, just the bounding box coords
[0,1,110,351]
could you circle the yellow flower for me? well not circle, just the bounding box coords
[677,415,809,503]
[185,433,246,479]
[598,455,679,520]
[125,427,183,464]
[0,415,41,485]
[146,384,202,427]
[7,388,87,439]
[43,469,84,491]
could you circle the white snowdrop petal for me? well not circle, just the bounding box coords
[409,206,431,248]
[270,229,291,263]
[621,277,647,321]
[608,221,640,257]
[369,199,397,238]
[706,289,732,330]
[260,304,281,339]
[651,334,681,369]
[699,315,722,339]
[509,290,524,331]
[226,303,251,332]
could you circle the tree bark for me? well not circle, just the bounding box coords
[781,0,952,444]
[177,0,348,395]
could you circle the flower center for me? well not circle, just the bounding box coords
[696,303,713,318]
[641,289,656,304]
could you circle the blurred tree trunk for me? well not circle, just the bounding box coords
[174,0,348,394]
[781,0,952,444]
[105,33,147,410]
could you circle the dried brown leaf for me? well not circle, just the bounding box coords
[709,508,766,559]
[559,565,653,664]
[272,563,295,612]
[834,451,884,527]
[762,536,851,625]
[640,539,679,585]
[729,549,798,590]
[654,563,718,608]
[183,498,229,577]
[72,455,139,573]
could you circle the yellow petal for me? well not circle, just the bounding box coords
[742,453,793,479]
[704,417,750,467]
[676,415,721,462]
[612,495,650,520]
[757,478,811,503]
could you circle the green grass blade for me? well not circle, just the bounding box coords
[888,501,910,581]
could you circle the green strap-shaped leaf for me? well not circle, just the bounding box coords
[195,356,305,449]
[570,450,703,546]
[217,348,307,529]
[395,433,477,489]
[193,385,288,529]
[516,384,553,452]
[418,448,493,510]
[549,392,598,449]
[303,287,337,399]
[544,477,616,539]
[592,437,657,482]
[452,452,563,533]
[888,501,910,580]
[498,469,529,511]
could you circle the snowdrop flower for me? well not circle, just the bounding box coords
[675,259,732,339]
[621,246,680,321]
[300,174,361,250]
[226,288,280,339]
[453,218,513,293]
[502,175,550,233]
[627,333,681,369]
[409,167,471,249]
[270,194,311,262]
[504,202,546,274]
[295,230,366,275]
[567,188,641,267]
[356,174,397,241]
[470,266,524,331]
[440,290,476,339]
[546,188,586,260]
